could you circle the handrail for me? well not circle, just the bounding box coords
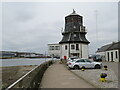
[6,64,40,89]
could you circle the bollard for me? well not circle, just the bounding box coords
[104,65,108,70]
[81,67,85,71]
[100,73,107,82]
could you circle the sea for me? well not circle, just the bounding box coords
[0,58,58,67]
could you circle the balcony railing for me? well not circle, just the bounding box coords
[80,26,87,33]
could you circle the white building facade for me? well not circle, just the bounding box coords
[96,42,120,62]
[60,43,89,59]
[48,44,61,58]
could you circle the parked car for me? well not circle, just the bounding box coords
[67,58,102,70]
[92,55,102,62]
[66,57,79,65]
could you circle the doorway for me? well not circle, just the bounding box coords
[107,52,109,61]
[70,53,79,58]
[111,52,113,62]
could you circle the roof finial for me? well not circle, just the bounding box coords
[73,9,76,13]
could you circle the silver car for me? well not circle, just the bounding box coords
[68,59,102,70]
[66,57,79,65]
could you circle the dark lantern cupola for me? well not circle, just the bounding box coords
[59,9,90,44]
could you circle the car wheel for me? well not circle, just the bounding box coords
[95,65,101,69]
[74,65,79,70]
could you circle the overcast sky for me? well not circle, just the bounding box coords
[2,2,118,54]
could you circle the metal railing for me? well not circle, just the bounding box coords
[4,60,54,90]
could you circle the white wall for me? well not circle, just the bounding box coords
[48,50,60,56]
[96,50,119,62]
[105,50,119,62]
[61,44,69,59]
[61,43,89,59]
[48,43,89,59]
[82,44,89,59]
[48,44,61,57]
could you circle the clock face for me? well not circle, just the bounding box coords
[74,34,77,37]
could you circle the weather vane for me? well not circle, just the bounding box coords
[73,9,76,13]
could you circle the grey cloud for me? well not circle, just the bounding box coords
[2,2,118,54]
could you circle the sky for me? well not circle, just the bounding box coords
[1,2,118,54]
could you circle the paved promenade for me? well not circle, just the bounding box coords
[40,61,95,88]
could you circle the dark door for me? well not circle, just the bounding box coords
[71,53,79,57]
[111,52,113,62]
[107,52,109,61]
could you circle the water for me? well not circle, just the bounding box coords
[0,58,58,67]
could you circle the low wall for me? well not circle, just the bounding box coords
[4,60,54,90]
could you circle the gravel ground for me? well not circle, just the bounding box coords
[70,62,118,88]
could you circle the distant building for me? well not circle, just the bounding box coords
[0,51,44,58]
[48,44,61,58]
[0,51,16,58]
[48,10,90,59]
[96,41,120,62]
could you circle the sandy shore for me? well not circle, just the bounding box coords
[1,65,37,89]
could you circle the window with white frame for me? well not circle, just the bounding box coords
[71,45,75,50]
[65,45,67,50]
[55,46,60,50]
[51,46,54,50]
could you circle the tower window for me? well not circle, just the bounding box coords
[65,45,67,50]
[55,46,60,50]
[49,46,54,50]
[116,51,118,58]
[76,44,79,50]
[51,46,54,50]
[71,45,75,50]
